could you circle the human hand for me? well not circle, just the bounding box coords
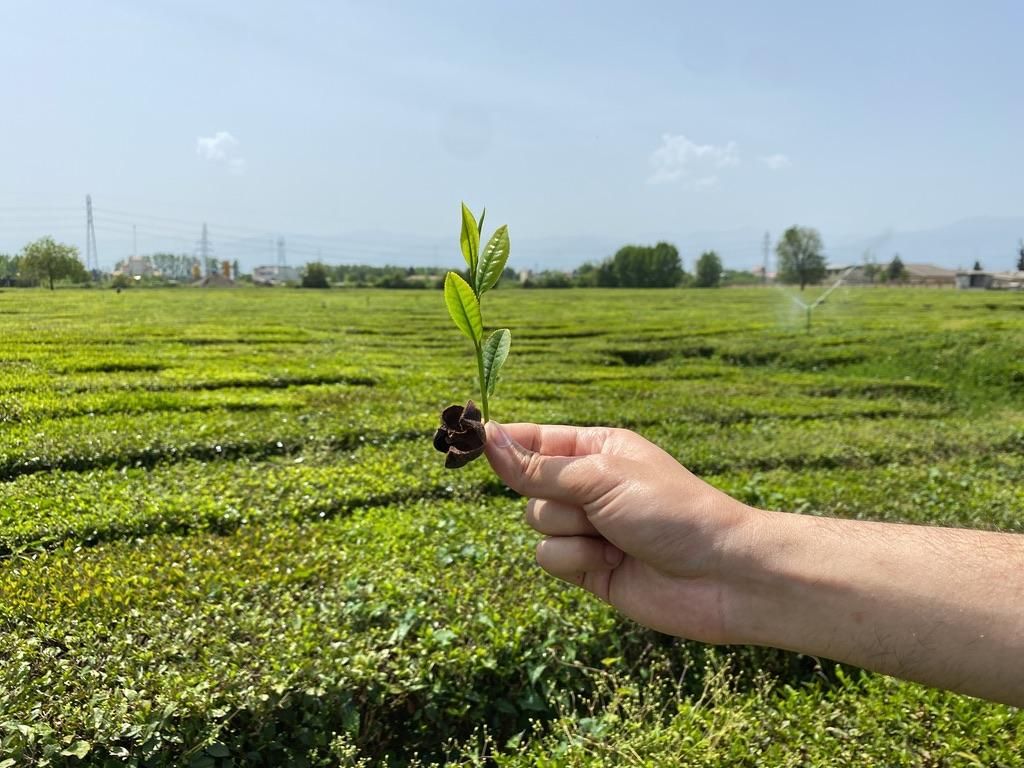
[485,422,1024,706]
[484,422,763,644]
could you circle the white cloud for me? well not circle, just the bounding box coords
[647,134,739,185]
[760,153,791,170]
[197,131,246,175]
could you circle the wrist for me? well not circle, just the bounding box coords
[717,507,840,649]
[710,504,1024,705]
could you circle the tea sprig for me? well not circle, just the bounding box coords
[443,203,511,422]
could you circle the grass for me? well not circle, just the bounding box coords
[0,285,1022,766]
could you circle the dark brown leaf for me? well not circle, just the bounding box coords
[432,400,486,468]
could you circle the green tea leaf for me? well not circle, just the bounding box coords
[207,743,231,758]
[460,203,480,278]
[482,328,511,397]
[475,225,510,295]
[60,741,92,759]
[444,272,483,344]
[477,207,486,236]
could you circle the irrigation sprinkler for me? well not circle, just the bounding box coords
[782,267,856,333]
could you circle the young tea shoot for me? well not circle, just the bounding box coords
[432,203,512,468]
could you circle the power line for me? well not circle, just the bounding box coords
[0,206,80,213]
[92,213,446,259]
[94,207,276,240]
[93,205,449,255]
[2,200,466,269]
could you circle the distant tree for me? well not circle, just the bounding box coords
[776,226,826,290]
[376,268,428,288]
[720,269,761,286]
[973,259,983,272]
[19,237,87,290]
[694,250,723,288]
[301,262,330,288]
[607,242,682,287]
[596,260,618,287]
[0,253,18,285]
[861,251,881,284]
[523,270,572,288]
[573,261,599,287]
[1018,241,1024,271]
[887,254,907,282]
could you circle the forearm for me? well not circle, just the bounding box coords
[727,509,1024,706]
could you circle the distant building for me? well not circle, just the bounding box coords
[903,264,956,287]
[199,272,235,288]
[252,265,300,286]
[955,269,994,290]
[822,263,956,287]
[992,271,1024,290]
[824,264,873,284]
[114,256,155,278]
[824,264,856,278]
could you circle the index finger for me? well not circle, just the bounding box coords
[495,422,614,457]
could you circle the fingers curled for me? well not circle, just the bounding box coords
[535,536,623,584]
[525,498,599,537]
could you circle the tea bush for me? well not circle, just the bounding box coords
[1,287,1022,765]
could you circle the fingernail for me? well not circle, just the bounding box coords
[487,421,512,449]
[604,543,623,567]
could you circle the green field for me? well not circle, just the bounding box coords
[1,286,1022,766]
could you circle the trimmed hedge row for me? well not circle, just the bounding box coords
[2,287,1023,766]
[0,443,495,554]
[0,496,674,765]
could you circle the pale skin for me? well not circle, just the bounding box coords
[483,421,1024,708]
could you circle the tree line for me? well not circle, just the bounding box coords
[299,263,518,289]
[523,229,823,290]
[11,226,1013,292]
[0,237,89,289]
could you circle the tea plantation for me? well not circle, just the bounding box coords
[1,286,1022,766]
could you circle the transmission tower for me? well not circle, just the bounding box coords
[85,195,99,275]
[198,223,213,277]
[762,231,770,285]
[276,237,287,269]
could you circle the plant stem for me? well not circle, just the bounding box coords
[474,342,489,422]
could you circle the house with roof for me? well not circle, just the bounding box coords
[823,262,956,286]
[903,264,956,287]
[252,265,301,286]
[957,268,1024,290]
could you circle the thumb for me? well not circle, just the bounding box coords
[484,421,606,504]
[483,421,535,495]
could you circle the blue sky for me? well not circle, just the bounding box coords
[2,1,1022,270]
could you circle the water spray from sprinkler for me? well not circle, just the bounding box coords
[784,267,856,333]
